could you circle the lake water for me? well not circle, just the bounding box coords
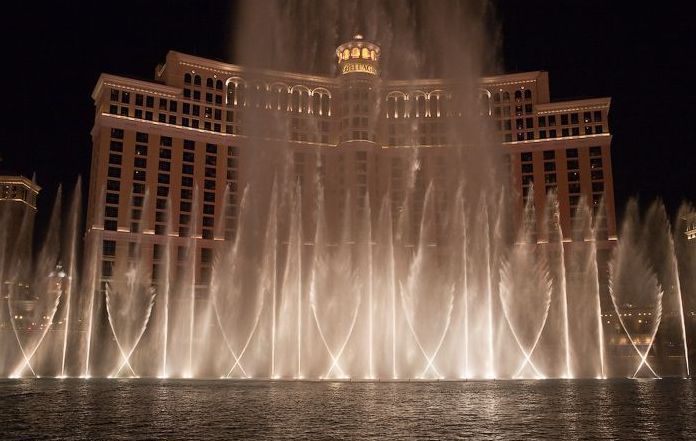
[0,379,694,440]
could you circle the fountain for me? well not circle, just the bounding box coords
[0,1,693,380]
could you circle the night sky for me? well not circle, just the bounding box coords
[1,1,693,231]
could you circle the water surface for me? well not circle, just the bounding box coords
[0,379,693,440]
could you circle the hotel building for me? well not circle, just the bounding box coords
[0,174,40,329]
[87,36,616,291]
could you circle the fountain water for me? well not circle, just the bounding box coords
[0,1,694,380]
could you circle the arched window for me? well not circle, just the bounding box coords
[362,48,370,59]
[386,96,395,118]
[291,89,301,112]
[502,91,510,101]
[524,89,532,100]
[396,96,406,118]
[370,50,376,61]
[415,95,426,117]
[194,75,201,86]
[351,47,360,58]
[215,79,223,90]
[514,90,522,101]
[206,78,214,88]
[312,93,321,115]
[184,73,192,84]
[271,85,288,111]
[493,92,501,103]
[343,49,350,60]
[321,94,330,116]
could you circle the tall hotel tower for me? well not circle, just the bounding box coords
[87,36,615,296]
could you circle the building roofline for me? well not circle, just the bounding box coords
[0,175,41,192]
[91,73,181,101]
[535,97,611,113]
[166,50,339,86]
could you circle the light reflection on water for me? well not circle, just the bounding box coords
[0,379,694,440]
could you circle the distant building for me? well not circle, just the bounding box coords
[86,36,616,290]
[686,214,696,241]
[0,173,40,329]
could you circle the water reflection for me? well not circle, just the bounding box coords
[0,379,694,440]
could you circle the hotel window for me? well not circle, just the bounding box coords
[206,92,213,103]
[562,128,569,137]
[145,111,153,120]
[160,136,172,147]
[521,163,533,174]
[184,73,192,84]
[104,206,118,218]
[134,158,146,168]
[567,160,579,170]
[182,164,194,175]
[182,176,193,187]
[502,91,510,101]
[216,80,223,90]
[569,183,581,194]
[133,183,145,194]
[524,104,532,113]
[561,114,569,125]
[120,107,129,117]
[590,158,602,169]
[544,162,556,172]
[133,170,146,181]
[570,113,579,124]
[592,182,604,192]
[192,105,200,116]
[157,186,168,197]
[159,162,171,172]
[157,174,169,184]
[585,126,593,135]
[548,115,556,126]
[595,126,603,134]
[524,89,532,100]
[146,96,154,108]
[204,192,215,202]
[525,117,533,128]
[135,145,147,156]
[593,111,602,122]
[206,78,214,88]
[159,148,171,159]
[194,75,201,86]
[591,170,604,180]
[183,152,195,163]
[135,94,143,106]
[108,154,122,165]
[566,148,578,158]
[159,99,168,110]
[109,105,118,114]
[184,89,191,98]
[134,109,142,118]
[194,90,201,100]
[156,199,167,210]
[538,116,546,127]
[169,101,178,112]
[589,146,602,156]
[543,150,555,160]
[103,240,116,257]
[107,180,120,191]
[110,89,119,101]
[107,167,121,178]
[106,193,119,204]
[111,128,124,139]
[121,92,130,104]
[568,171,580,182]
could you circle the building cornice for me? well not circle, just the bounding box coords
[536,97,611,114]
[91,73,181,102]
[0,175,41,193]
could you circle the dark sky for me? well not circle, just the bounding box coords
[1,1,693,230]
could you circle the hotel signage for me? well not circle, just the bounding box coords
[341,61,377,75]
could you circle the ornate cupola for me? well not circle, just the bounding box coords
[336,35,381,77]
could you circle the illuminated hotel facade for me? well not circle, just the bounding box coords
[87,36,616,290]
